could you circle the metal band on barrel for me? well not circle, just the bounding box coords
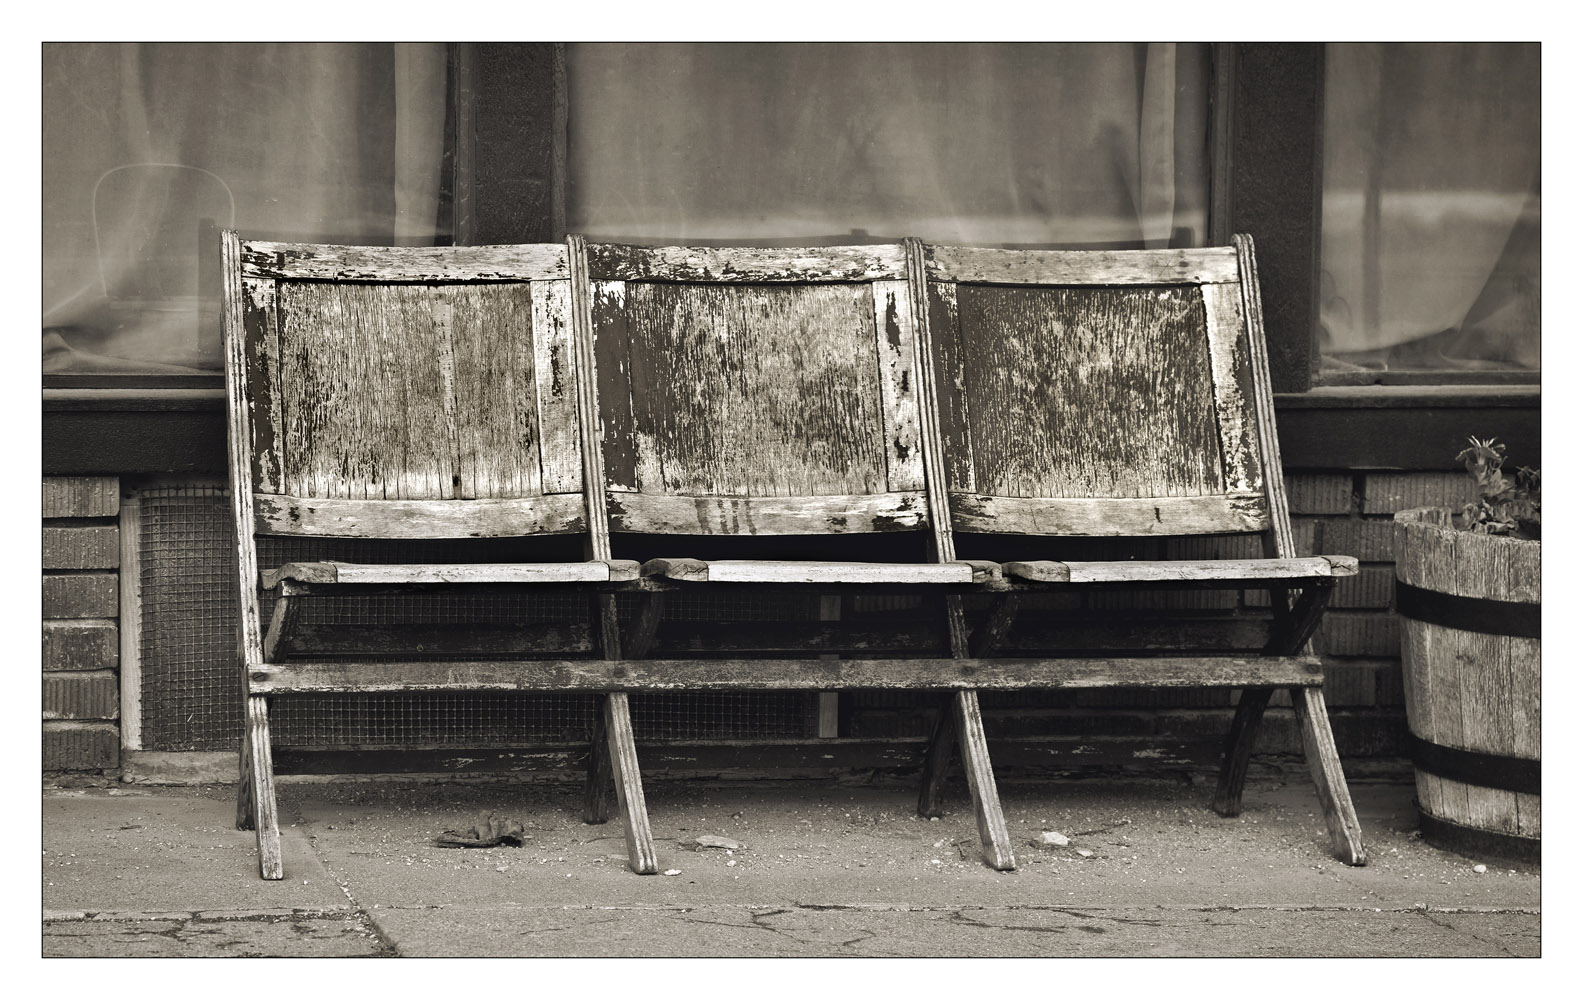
[1416,811,1540,865]
[1408,733,1540,796]
[1394,580,1539,639]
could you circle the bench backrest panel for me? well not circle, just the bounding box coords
[923,242,1275,539]
[585,243,929,536]
[228,238,586,538]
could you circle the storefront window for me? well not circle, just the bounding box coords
[43,42,449,376]
[1317,43,1540,378]
[567,43,1210,249]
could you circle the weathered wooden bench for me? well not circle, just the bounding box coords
[224,232,1366,880]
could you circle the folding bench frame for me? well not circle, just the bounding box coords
[225,232,1366,880]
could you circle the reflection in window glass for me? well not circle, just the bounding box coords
[1318,43,1539,377]
[568,43,1209,249]
[43,43,448,375]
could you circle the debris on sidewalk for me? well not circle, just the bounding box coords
[1035,831,1071,848]
[434,811,526,848]
[693,835,744,850]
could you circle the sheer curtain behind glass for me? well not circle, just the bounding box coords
[1319,43,1540,375]
[567,43,1208,249]
[42,42,447,374]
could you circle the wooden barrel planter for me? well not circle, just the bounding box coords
[1394,507,1540,863]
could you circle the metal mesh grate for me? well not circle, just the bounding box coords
[270,691,601,747]
[631,692,818,739]
[133,486,818,750]
[138,486,243,751]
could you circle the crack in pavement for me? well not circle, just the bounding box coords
[515,913,624,937]
[294,796,405,957]
[42,908,393,958]
[1414,908,1534,958]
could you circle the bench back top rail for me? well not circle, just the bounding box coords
[920,235,1295,557]
[227,235,587,541]
[578,240,932,540]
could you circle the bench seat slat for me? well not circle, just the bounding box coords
[949,493,1272,537]
[239,241,570,282]
[639,558,1001,584]
[261,560,639,589]
[924,244,1241,286]
[608,491,929,535]
[253,494,588,539]
[1003,556,1359,584]
[249,654,1326,694]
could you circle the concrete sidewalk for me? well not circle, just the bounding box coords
[42,773,1540,957]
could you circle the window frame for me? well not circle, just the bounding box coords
[42,42,1539,475]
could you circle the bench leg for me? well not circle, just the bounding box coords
[603,692,659,874]
[582,698,615,824]
[1293,686,1368,866]
[1213,686,1274,816]
[244,695,284,880]
[955,691,1015,871]
[235,714,255,831]
[916,694,957,819]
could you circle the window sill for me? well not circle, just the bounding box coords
[1274,384,1539,470]
[41,384,1540,476]
[1275,384,1540,410]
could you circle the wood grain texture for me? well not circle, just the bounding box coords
[1454,527,1518,834]
[222,231,268,672]
[239,241,569,281]
[609,491,929,536]
[925,282,976,495]
[1003,556,1355,584]
[950,493,1269,537]
[261,560,636,588]
[531,280,584,494]
[273,281,563,503]
[953,690,1015,870]
[1293,685,1368,865]
[1233,235,1295,561]
[1201,281,1263,496]
[245,696,284,879]
[598,280,893,503]
[684,561,979,584]
[904,238,958,566]
[872,280,926,494]
[248,655,1325,693]
[252,493,586,538]
[567,235,614,562]
[949,284,1225,501]
[235,723,255,831]
[585,242,908,282]
[590,281,642,492]
[603,692,659,874]
[1212,686,1276,816]
[262,594,299,663]
[924,244,1241,285]
[1394,508,1540,842]
[241,277,285,494]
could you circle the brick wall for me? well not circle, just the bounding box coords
[44,469,1476,777]
[43,477,121,772]
[850,469,1477,763]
